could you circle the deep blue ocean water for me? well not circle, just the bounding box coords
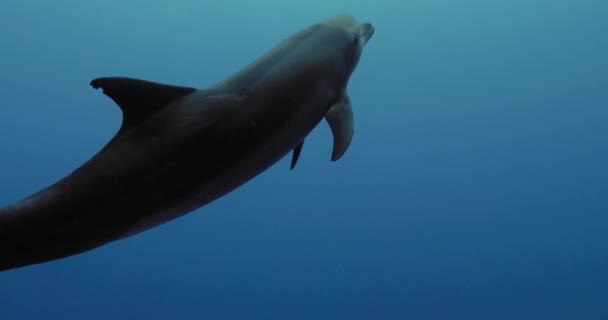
[0,1,606,319]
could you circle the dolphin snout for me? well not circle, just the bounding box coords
[359,23,374,43]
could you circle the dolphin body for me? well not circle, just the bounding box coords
[0,15,374,271]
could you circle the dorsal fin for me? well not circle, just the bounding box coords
[325,92,354,161]
[90,77,196,132]
[290,140,304,170]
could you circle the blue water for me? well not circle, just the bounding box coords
[1,1,607,319]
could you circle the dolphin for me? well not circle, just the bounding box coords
[0,15,374,271]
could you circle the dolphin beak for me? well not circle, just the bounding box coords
[359,23,375,44]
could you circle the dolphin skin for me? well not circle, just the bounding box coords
[0,15,374,271]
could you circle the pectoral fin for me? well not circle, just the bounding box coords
[290,140,304,170]
[90,77,196,134]
[325,93,354,161]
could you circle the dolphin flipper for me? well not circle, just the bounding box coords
[325,93,354,161]
[290,140,304,170]
[90,77,196,133]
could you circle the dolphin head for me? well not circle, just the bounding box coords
[319,15,375,86]
[321,15,375,46]
[358,22,375,44]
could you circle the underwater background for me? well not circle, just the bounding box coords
[0,0,606,319]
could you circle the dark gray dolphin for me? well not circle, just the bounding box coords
[0,15,374,271]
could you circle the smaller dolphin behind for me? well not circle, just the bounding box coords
[0,15,375,271]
